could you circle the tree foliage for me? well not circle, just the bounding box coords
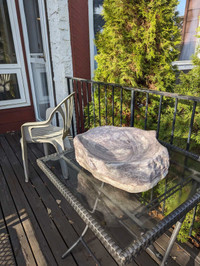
[142,177,200,243]
[95,0,181,91]
[86,0,182,137]
[172,40,200,153]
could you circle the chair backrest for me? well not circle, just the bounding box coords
[47,92,75,138]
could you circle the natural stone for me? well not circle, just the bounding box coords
[74,126,169,193]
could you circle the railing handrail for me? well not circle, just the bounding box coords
[66,76,200,102]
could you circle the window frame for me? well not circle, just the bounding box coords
[0,0,30,110]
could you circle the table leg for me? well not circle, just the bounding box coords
[62,182,104,265]
[161,216,185,266]
[62,224,100,265]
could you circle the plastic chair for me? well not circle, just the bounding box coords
[20,92,75,182]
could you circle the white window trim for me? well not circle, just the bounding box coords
[0,0,30,110]
[38,0,54,109]
[18,0,55,121]
[18,0,39,118]
[172,60,194,70]
[0,69,27,108]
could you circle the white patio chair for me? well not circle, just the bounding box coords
[20,92,75,182]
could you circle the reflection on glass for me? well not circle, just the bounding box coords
[44,148,200,249]
[31,63,50,120]
[41,72,48,97]
[0,0,17,63]
[0,74,20,100]
[94,0,104,37]
[177,0,187,17]
[93,0,104,70]
[23,0,43,53]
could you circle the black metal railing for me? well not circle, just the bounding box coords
[67,76,200,161]
[66,76,200,245]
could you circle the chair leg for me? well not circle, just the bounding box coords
[63,137,71,150]
[20,139,29,182]
[55,143,69,179]
[43,143,49,156]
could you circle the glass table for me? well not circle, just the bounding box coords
[37,148,200,265]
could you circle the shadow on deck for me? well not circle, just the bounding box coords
[0,132,198,265]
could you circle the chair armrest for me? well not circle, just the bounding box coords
[21,120,50,141]
[21,120,49,128]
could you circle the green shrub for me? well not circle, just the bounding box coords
[173,44,200,153]
[86,0,183,139]
[95,0,181,91]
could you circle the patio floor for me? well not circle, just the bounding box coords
[0,132,198,265]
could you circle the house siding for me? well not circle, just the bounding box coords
[68,0,91,79]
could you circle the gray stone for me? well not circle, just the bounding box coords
[74,126,169,193]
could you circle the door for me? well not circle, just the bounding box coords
[19,0,54,121]
[0,0,30,109]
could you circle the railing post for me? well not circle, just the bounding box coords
[75,80,81,134]
[144,93,149,130]
[80,81,85,132]
[130,90,135,127]
[156,96,163,139]
[67,77,75,137]
[105,85,108,125]
[186,101,197,151]
[98,84,101,126]
[112,86,114,126]
[86,82,90,129]
[120,87,123,127]
[91,82,96,127]
[170,98,178,145]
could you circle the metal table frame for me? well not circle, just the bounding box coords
[37,151,200,265]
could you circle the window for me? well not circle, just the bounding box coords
[0,0,30,109]
[175,0,200,70]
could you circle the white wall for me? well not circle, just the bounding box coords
[45,0,73,104]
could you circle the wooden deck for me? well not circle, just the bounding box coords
[0,132,198,265]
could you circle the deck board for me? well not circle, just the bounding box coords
[1,134,82,266]
[0,155,36,265]
[0,135,58,266]
[0,201,16,266]
[0,132,182,265]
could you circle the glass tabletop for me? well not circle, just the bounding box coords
[39,147,200,251]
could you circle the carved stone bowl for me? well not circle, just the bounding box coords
[74,126,169,193]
